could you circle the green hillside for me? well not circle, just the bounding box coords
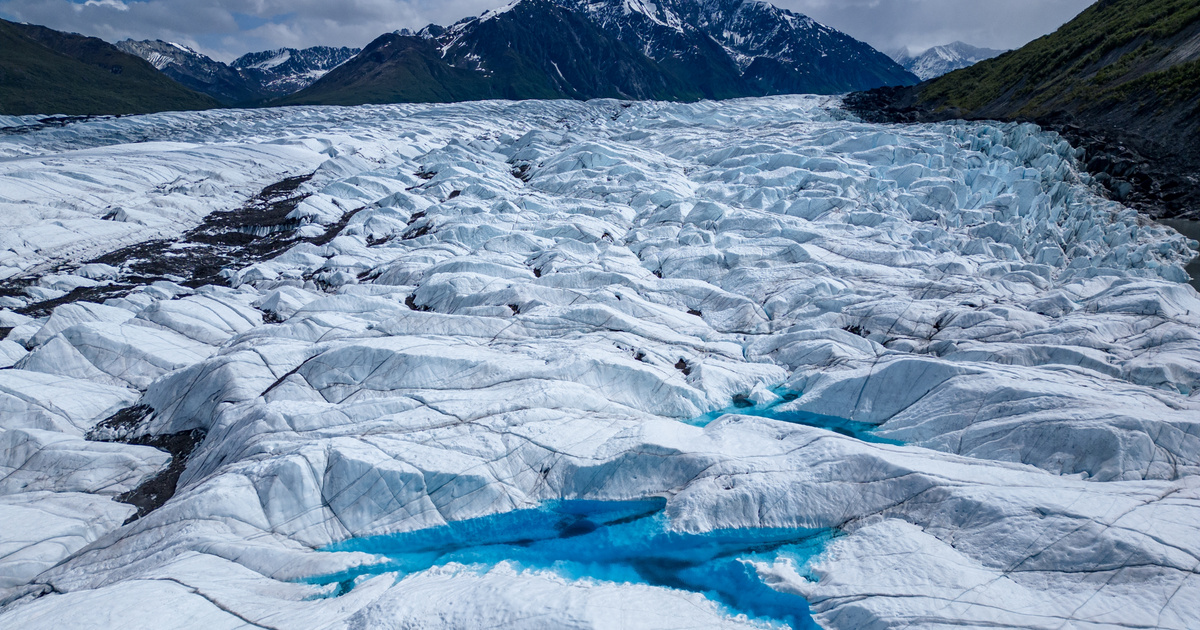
[0,19,219,116]
[919,0,1200,137]
[848,0,1200,218]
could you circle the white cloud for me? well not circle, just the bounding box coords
[773,0,1095,52]
[82,0,129,11]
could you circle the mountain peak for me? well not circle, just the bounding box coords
[891,41,1005,80]
[288,0,915,106]
[116,41,361,106]
[553,0,916,94]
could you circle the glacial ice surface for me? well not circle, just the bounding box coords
[1,96,1198,629]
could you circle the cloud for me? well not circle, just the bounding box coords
[0,0,496,60]
[773,0,1096,53]
[0,0,1098,61]
[82,0,129,11]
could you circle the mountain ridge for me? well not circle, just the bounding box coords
[286,0,916,106]
[232,46,361,97]
[116,40,360,106]
[115,40,264,106]
[890,42,1005,80]
[564,0,917,95]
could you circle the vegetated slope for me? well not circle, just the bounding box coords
[0,19,219,116]
[851,0,1200,218]
[921,0,1200,130]
[285,0,916,106]
[891,42,1005,80]
[279,35,497,105]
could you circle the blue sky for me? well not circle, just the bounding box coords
[0,0,1096,61]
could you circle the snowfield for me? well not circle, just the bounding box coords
[0,96,1198,629]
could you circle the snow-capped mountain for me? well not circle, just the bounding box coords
[554,0,918,95]
[231,46,361,97]
[890,41,1005,80]
[116,40,263,106]
[116,41,360,105]
[289,0,916,105]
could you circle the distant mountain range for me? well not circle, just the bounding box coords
[283,0,917,105]
[0,18,218,116]
[3,0,920,115]
[889,42,1005,80]
[115,40,360,106]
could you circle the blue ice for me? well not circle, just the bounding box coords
[689,388,901,444]
[313,498,830,629]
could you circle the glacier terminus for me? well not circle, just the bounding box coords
[0,96,1198,629]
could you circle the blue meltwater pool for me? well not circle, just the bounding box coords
[311,498,833,629]
[688,388,901,445]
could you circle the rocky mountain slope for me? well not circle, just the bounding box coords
[117,40,360,106]
[568,0,916,95]
[285,0,916,106]
[231,46,361,97]
[890,41,1005,80]
[115,40,264,106]
[0,19,219,116]
[850,0,1200,219]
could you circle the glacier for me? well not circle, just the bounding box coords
[0,95,1198,629]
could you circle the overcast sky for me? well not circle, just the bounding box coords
[0,0,1096,62]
